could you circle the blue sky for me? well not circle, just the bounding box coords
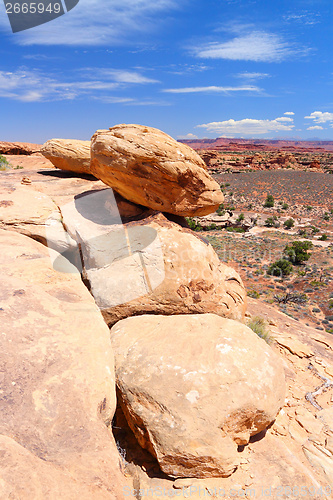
[0,0,332,143]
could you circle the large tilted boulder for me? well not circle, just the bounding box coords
[90,124,224,216]
[110,313,286,478]
[41,138,91,174]
[57,191,246,325]
[0,229,125,498]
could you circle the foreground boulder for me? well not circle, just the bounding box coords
[57,195,246,324]
[41,138,91,174]
[111,313,286,478]
[0,229,125,498]
[90,124,224,216]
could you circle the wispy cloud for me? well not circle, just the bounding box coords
[196,116,295,136]
[305,111,333,124]
[163,85,261,94]
[192,31,307,62]
[0,67,158,102]
[284,11,320,26]
[0,0,181,46]
[167,63,210,75]
[235,72,271,80]
[284,111,294,115]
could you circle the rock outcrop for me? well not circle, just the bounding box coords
[0,141,41,155]
[41,138,91,174]
[90,124,223,216]
[110,313,286,478]
[0,229,125,498]
[58,197,246,325]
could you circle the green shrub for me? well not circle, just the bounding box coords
[283,241,313,265]
[236,213,245,223]
[267,259,293,277]
[247,316,273,344]
[0,154,10,171]
[265,216,280,228]
[226,227,245,233]
[216,204,225,216]
[319,234,328,241]
[247,289,260,299]
[282,203,289,210]
[263,194,274,208]
[186,217,203,231]
[323,212,330,221]
[284,218,295,230]
[311,226,320,234]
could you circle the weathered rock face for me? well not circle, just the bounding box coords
[0,182,60,244]
[41,139,91,174]
[0,229,125,498]
[58,197,246,325]
[110,313,286,478]
[90,124,224,216]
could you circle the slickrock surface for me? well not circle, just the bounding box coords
[0,229,125,499]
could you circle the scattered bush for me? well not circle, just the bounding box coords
[283,218,295,230]
[319,234,328,241]
[282,203,289,210]
[267,259,293,277]
[283,241,313,265]
[323,212,330,221]
[247,316,273,344]
[236,213,245,223]
[263,194,274,208]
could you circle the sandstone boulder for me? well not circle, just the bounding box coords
[0,229,125,498]
[90,124,223,216]
[110,313,286,478]
[41,138,91,174]
[57,194,246,325]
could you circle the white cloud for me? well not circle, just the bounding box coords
[177,133,198,139]
[0,0,180,46]
[0,67,158,102]
[196,116,295,135]
[192,31,300,62]
[284,111,294,115]
[275,117,293,122]
[163,85,261,94]
[305,111,333,123]
[235,72,270,80]
[307,125,324,130]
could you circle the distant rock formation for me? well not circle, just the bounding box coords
[41,138,91,174]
